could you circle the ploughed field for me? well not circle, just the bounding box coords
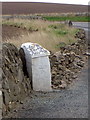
[2,2,87,14]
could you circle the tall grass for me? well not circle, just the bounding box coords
[3,19,51,31]
[3,19,78,53]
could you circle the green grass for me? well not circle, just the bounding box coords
[48,24,78,36]
[43,16,90,22]
[48,25,68,36]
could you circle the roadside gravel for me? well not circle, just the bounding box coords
[6,63,88,118]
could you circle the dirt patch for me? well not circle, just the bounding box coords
[2,25,31,41]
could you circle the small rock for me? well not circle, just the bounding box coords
[20,101,23,104]
[13,109,17,112]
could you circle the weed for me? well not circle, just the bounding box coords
[55,30,68,35]
[56,42,66,49]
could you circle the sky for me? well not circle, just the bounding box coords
[1,0,89,5]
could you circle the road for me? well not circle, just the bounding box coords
[73,22,89,44]
[6,22,88,118]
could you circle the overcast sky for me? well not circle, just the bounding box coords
[1,0,89,5]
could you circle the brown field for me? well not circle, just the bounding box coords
[2,2,88,15]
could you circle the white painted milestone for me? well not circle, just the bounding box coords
[21,42,52,91]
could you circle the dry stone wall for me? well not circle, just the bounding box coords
[50,29,88,89]
[2,43,32,116]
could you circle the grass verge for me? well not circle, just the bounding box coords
[3,19,79,53]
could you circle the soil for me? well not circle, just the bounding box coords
[2,25,31,41]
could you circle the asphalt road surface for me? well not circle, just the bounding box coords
[6,22,88,118]
[73,22,89,44]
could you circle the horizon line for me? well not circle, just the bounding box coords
[1,1,89,5]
